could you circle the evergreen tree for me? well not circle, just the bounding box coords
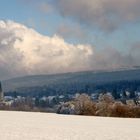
[35,97,40,107]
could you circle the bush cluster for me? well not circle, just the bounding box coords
[58,94,140,118]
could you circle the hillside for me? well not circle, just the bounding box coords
[2,69,140,93]
[0,111,140,140]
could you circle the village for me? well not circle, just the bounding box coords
[1,80,140,115]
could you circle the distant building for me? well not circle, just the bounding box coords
[0,82,4,101]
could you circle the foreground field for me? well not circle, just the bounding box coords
[0,111,140,140]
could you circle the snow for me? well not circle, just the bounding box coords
[0,111,140,140]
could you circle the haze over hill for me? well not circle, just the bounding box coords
[2,68,140,92]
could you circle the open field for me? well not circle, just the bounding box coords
[0,111,140,140]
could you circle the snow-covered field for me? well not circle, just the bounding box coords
[0,111,140,140]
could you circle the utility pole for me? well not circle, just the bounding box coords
[0,82,4,102]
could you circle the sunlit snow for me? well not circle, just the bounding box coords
[0,111,140,140]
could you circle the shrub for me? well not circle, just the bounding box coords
[74,94,96,115]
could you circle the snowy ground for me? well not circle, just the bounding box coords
[0,111,140,140]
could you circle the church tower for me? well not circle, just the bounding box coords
[0,82,4,101]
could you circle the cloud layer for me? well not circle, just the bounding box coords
[56,23,91,43]
[0,20,93,79]
[52,0,140,31]
[0,20,140,80]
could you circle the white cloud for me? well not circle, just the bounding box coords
[0,20,140,80]
[0,20,93,79]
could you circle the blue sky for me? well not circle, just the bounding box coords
[0,0,60,35]
[0,0,140,79]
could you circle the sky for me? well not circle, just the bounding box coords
[0,0,140,80]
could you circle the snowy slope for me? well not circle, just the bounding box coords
[0,111,140,140]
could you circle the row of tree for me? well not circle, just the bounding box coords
[57,94,140,118]
[5,80,140,98]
